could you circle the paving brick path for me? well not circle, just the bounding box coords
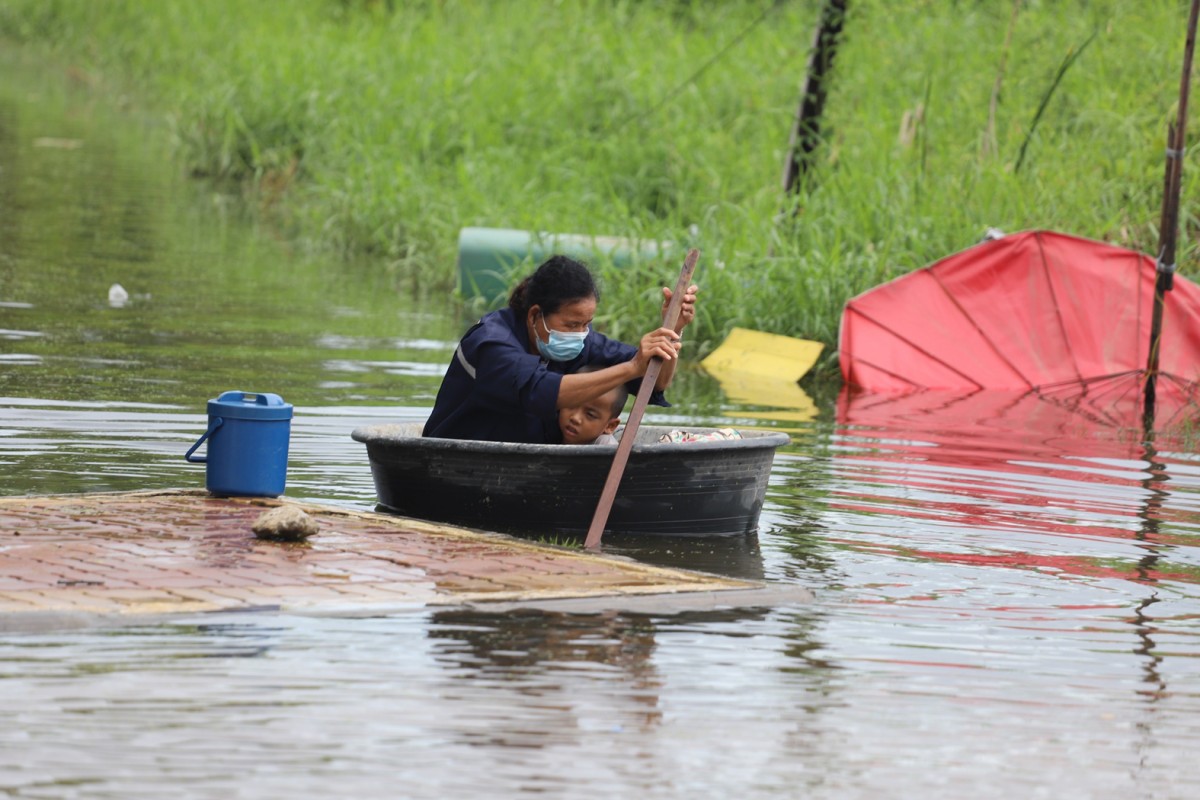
[0,491,760,618]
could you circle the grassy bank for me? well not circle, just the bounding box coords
[0,0,1194,366]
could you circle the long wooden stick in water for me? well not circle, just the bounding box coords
[584,249,700,550]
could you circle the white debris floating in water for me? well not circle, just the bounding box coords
[107,283,129,308]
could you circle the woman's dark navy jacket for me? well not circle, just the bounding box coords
[423,307,666,443]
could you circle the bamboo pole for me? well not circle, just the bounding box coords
[1143,0,1199,429]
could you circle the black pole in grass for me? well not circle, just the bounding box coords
[1143,0,1200,431]
[780,0,847,204]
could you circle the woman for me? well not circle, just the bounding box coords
[423,254,697,443]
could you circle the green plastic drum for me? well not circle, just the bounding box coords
[457,227,672,304]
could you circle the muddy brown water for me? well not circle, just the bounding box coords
[2,57,1199,799]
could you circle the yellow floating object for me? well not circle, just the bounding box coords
[705,372,819,418]
[700,328,824,417]
[702,328,824,378]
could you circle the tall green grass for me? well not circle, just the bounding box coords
[1,0,1193,367]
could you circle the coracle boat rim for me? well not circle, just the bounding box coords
[350,422,790,456]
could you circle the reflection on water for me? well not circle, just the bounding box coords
[602,532,767,581]
[0,608,833,798]
[4,52,1200,799]
[832,388,1200,590]
[428,609,665,750]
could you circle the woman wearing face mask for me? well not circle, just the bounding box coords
[423,254,697,443]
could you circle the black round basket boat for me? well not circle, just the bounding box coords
[351,423,789,538]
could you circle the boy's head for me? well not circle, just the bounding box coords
[559,372,628,445]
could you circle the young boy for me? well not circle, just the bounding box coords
[558,381,628,445]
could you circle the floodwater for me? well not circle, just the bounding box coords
[3,57,1200,800]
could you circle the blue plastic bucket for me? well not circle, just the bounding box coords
[185,391,293,497]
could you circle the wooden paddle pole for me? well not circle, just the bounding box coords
[1143,0,1199,430]
[583,249,700,550]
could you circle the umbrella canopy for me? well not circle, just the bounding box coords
[838,230,1200,424]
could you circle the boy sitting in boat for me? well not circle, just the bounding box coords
[558,368,628,445]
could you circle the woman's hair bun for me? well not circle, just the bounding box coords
[509,255,599,317]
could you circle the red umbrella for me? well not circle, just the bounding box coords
[838,230,1200,428]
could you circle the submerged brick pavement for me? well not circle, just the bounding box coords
[0,490,762,618]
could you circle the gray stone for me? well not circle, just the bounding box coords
[252,505,320,541]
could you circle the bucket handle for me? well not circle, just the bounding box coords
[184,416,224,464]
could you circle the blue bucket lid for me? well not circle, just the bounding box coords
[207,391,293,421]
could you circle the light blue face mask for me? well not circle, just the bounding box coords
[536,313,589,362]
